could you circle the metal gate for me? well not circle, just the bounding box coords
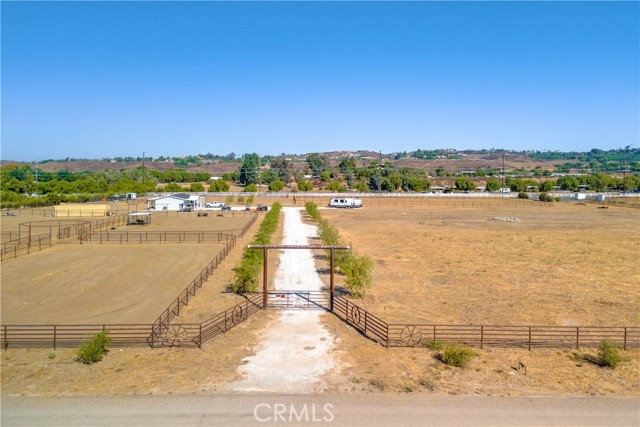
[266,291,330,310]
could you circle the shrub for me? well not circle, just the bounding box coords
[238,196,245,203]
[247,195,254,204]
[189,182,205,192]
[427,340,444,351]
[226,195,234,204]
[233,203,282,292]
[244,184,257,192]
[518,191,529,199]
[165,183,182,192]
[597,341,627,368]
[441,343,476,368]
[209,180,230,192]
[341,254,373,299]
[298,181,313,192]
[76,331,112,364]
[268,180,285,192]
[48,351,56,360]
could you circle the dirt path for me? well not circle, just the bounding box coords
[228,207,337,393]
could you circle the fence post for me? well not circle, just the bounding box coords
[53,325,57,350]
[480,325,484,349]
[364,311,368,335]
[576,327,580,350]
[433,325,436,342]
[623,327,627,351]
[528,326,532,351]
[198,324,202,349]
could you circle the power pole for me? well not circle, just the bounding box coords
[501,152,505,198]
[623,145,630,196]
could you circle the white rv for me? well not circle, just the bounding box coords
[328,197,362,209]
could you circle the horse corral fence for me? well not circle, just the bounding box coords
[1,212,637,351]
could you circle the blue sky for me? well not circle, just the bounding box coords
[1,1,638,162]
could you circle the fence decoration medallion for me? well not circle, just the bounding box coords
[349,305,361,326]
[400,325,422,346]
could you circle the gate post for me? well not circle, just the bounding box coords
[263,248,268,309]
[330,248,335,311]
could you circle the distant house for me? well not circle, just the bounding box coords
[147,193,205,211]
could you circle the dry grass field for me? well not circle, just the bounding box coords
[2,200,639,397]
[320,200,640,326]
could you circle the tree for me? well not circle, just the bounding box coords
[239,153,259,185]
[325,181,347,192]
[297,181,313,192]
[339,157,357,173]
[557,175,579,191]
[306,154,329,176]
[268,180,285,192]
[486,178,501,192]
[189,183,204,192]
[538,180,555,192]
[244,183,257,192]
[209,180,230,192]
[165,183,182,192]
[454,177,475,192]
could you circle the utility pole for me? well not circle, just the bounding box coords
[142,152,146,184]
[623,145,630,196]
[501,152,505,198]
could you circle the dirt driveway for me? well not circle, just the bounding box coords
[229,207,337,393]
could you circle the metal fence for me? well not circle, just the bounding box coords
[86,231,237,244]
[333,296,638,350]
[0,234,52,261]
[195,294,264,347]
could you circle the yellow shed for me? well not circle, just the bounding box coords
[54,203,111,217]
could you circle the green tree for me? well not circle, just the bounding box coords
[339,157,357,173]
[538,179,556,192]
[454,177,475,192]
[268,180,285,192]
[165,182,183,192]
[297,181,313,192]
[239,153,259,185]
[307,154,329,176]
[244,183,257,192]
[485,178,501,192]
[557,175,580,191]
[189,183,205,192]
[209,180,230,192]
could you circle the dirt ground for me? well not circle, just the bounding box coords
[320,201,639,326]
[1,199,639,397]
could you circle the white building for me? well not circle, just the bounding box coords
[147,193,205,211]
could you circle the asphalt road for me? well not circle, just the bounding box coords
[2,394,639,427]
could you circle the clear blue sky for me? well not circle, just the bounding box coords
[1,1,638,162]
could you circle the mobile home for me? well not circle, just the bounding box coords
[328,197,362,209]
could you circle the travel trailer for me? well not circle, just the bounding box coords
[328,197,363,209]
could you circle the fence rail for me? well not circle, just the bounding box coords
[87,231,237,244]
[1,324,155,349]
[0,234,52,261]
[148,213,258,342]
[195,294,264,347]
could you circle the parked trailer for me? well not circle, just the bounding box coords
[329,197,363,209]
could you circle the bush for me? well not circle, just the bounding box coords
[76,331,112,364]
[268,180,285,192]
[298,181,313,192]
[597,341,627,368]
[189,182,205,192]
[341,254,373,298]
[441,343,475,368]
[233,203,282,292]
[209,180,230,192]
[247,195,254,204]
[427,340,444,351]
[244,184,257,192]
[518,191,529,199]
